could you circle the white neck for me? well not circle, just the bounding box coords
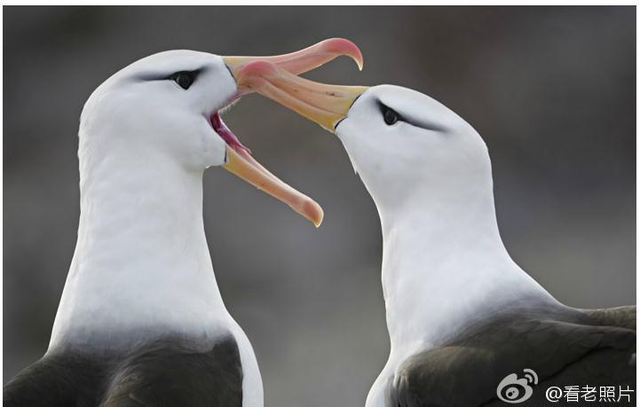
[365,173,561,407]
[49,138,231,352]
[374,171,558,356]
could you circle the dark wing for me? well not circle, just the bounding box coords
[585,305,636,330]
[4,336,243,407]
[100,336,243,407]
[391,307,636,407]
[3,351,110,407]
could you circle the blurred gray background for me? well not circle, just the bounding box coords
[4,6,635,406]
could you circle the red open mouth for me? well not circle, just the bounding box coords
[210,112,251,155]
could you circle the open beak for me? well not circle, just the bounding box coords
[234,61,368,132]
[218,38,364,227]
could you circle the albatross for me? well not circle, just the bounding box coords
[3,39,363,407]
[235,64,636,407]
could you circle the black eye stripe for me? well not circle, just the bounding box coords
[377,100,445,132]
[135,68,205,83]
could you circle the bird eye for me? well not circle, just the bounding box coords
[170,71,196,90]
[381,104,400,126]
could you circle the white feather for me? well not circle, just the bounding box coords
[336,85,560,407]
[48,50,263,407]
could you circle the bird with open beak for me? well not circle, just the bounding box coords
[3,39,363,407]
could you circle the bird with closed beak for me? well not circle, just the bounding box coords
[238,62,636,407]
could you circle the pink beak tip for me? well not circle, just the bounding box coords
[321,38,364,71]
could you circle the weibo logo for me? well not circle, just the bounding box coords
[496,368,539,404]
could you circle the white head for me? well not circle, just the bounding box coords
[78,39,366,227]
[238,64,495,221]
[335,85,492,214]
[81,51,235,173]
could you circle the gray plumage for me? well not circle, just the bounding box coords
[391,304,635,407]
[3,335,243,407]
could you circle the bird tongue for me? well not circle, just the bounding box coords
[211,112,251,154]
